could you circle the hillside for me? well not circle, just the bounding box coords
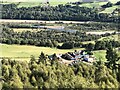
[1,0,119,14]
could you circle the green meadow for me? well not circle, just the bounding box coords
[79,2,107,8]
[100,5,119,13]
[1,44,84,60]
[1,44,108,61]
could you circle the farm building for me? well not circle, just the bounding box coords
[48,50,96,65]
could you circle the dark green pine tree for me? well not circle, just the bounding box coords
[106,44,119,72]
[38,52,47,64]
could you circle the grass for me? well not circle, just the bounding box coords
[1,0,120,8]
[0,0,78,7]
[12,28,42,32]
[82,41,95,44]
[99,35,119,41]
[100,5,119,13]
[17,2,42,8]
[1,44,108,62]
[1,44,84,60]
[79,2,107,8]
[93,50,106,61]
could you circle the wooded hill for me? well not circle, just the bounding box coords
[1,2,119,22]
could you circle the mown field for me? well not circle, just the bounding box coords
[0,0,79,7]
[99,35,119,41]
[0,44,85,61]
[0,44,108,61]
[12,28,42,32]
[79,2,107,8]
[100,5,120,13]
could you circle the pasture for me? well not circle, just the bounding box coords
[0,0,78,7]
[12,28,42,32]
[100,5,119,13]
[0,44,109,62]
[99,35,119,41]
[79,2,107,8]
[1,44,85,61]
[1,0,119,10]
[93,50,106,61]
[17,2,42,8]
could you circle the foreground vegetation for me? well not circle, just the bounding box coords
[1,45,120,89]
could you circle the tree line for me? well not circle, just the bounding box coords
[58,39,120,50]
[1,26,108,48]
[69,22,119,31]
[1,3,119,22]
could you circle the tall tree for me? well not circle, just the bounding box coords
[38,52,47,64]
[106,45,119,72]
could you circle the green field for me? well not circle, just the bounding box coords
[93,50,106,61]
[1,44,84,60]
[100,5,119,13]
[99,35,119,41]
[1,0,119,13]
[17,2,42,8]
[0,0,79,7]
[79,2,107,8]
[0,44,108,61]
[12,28,41,32]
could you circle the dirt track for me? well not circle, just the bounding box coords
[86,31,116,35]
[0,19,89,24]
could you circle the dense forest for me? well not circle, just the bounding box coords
[1,26,118,49]
[1,45,120,89]
[68,22,119,31]
[0,26,100,46]
[1,3,119,22]
[59,40,120,50]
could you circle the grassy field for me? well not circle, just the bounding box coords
[1,0,119,8]
[1,1,119,13]
[0,0,78,7]
[100,5,119,13]
[12,28,42,32]
[93,50,106,61]
[0,44,108,61]
[99,35,119,41]
[79,2,107,8]
[1,44,85,60]
[17,2,42,8]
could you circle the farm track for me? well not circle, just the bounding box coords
[0,19,92,24]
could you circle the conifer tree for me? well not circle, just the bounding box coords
[106,44,119,73]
